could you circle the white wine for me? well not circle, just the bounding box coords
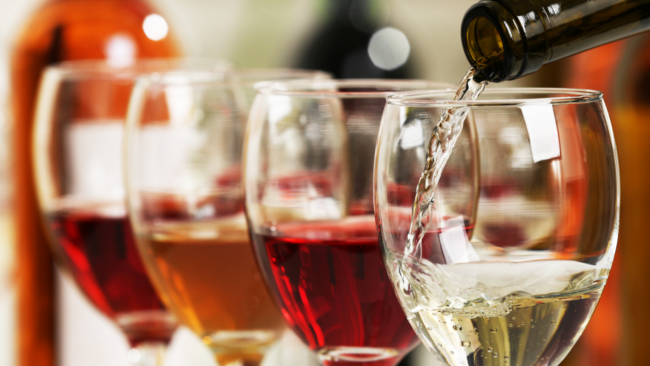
[387,249,608,366]
[412,285,603,366]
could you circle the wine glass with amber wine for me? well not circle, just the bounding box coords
[123,69,334,365]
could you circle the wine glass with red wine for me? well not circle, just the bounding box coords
[32,59,229,366]
[242,79,477,366]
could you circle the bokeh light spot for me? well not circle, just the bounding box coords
[104,34,136,68]
[367,27,411,71]
[143,14,169,41]
[127,349,141,363]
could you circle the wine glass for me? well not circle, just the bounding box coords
[374,88,620,366]
[124,69,330,366]
[242,79,473,366]
[33,59,229,366]
[232,68,331,107]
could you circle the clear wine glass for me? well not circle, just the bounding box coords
[32,59,229,366]
[124,68,332,366]
[374,88,620,366]
[232,68,331,107]
[242,79,473,366]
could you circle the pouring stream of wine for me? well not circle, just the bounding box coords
[400,68,488,294]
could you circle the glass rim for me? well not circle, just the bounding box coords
[386,87,603,107]
[255,79,456,99]
[126,67,327,93]
[233,68,331,84]
[45,58,232,81]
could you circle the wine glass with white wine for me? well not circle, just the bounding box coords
[374,88,619,366]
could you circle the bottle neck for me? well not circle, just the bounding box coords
[461,0,548,82]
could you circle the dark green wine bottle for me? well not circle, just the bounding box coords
[461,0,650,82]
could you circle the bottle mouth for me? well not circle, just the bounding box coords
[461,2,522,82]
[465,16,505,79]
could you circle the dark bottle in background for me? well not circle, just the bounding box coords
[10,1,179,365]
[460,0,650,82]
[295,0,414,79]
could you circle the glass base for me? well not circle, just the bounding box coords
[204,329,279,349]
[116,310,178,346]
[317,346,400,363]
[205,330,281,366]
[127,342,167,366]
[202,329,280,366]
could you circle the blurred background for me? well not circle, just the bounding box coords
[0,0,645,365]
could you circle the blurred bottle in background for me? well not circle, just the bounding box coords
[610,40,650,366]
[0,91,15,366]
[10,0,179,365]
[564,34,650,366]
[558,35,650,366]
[295,0,413,79]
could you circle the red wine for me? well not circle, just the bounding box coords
[48,206,175,345]
[251,217,419,365]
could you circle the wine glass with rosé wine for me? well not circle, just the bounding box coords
[242,79,479,366]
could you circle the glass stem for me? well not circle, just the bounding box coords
[215,352,263,366]
[128,342,167,366]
